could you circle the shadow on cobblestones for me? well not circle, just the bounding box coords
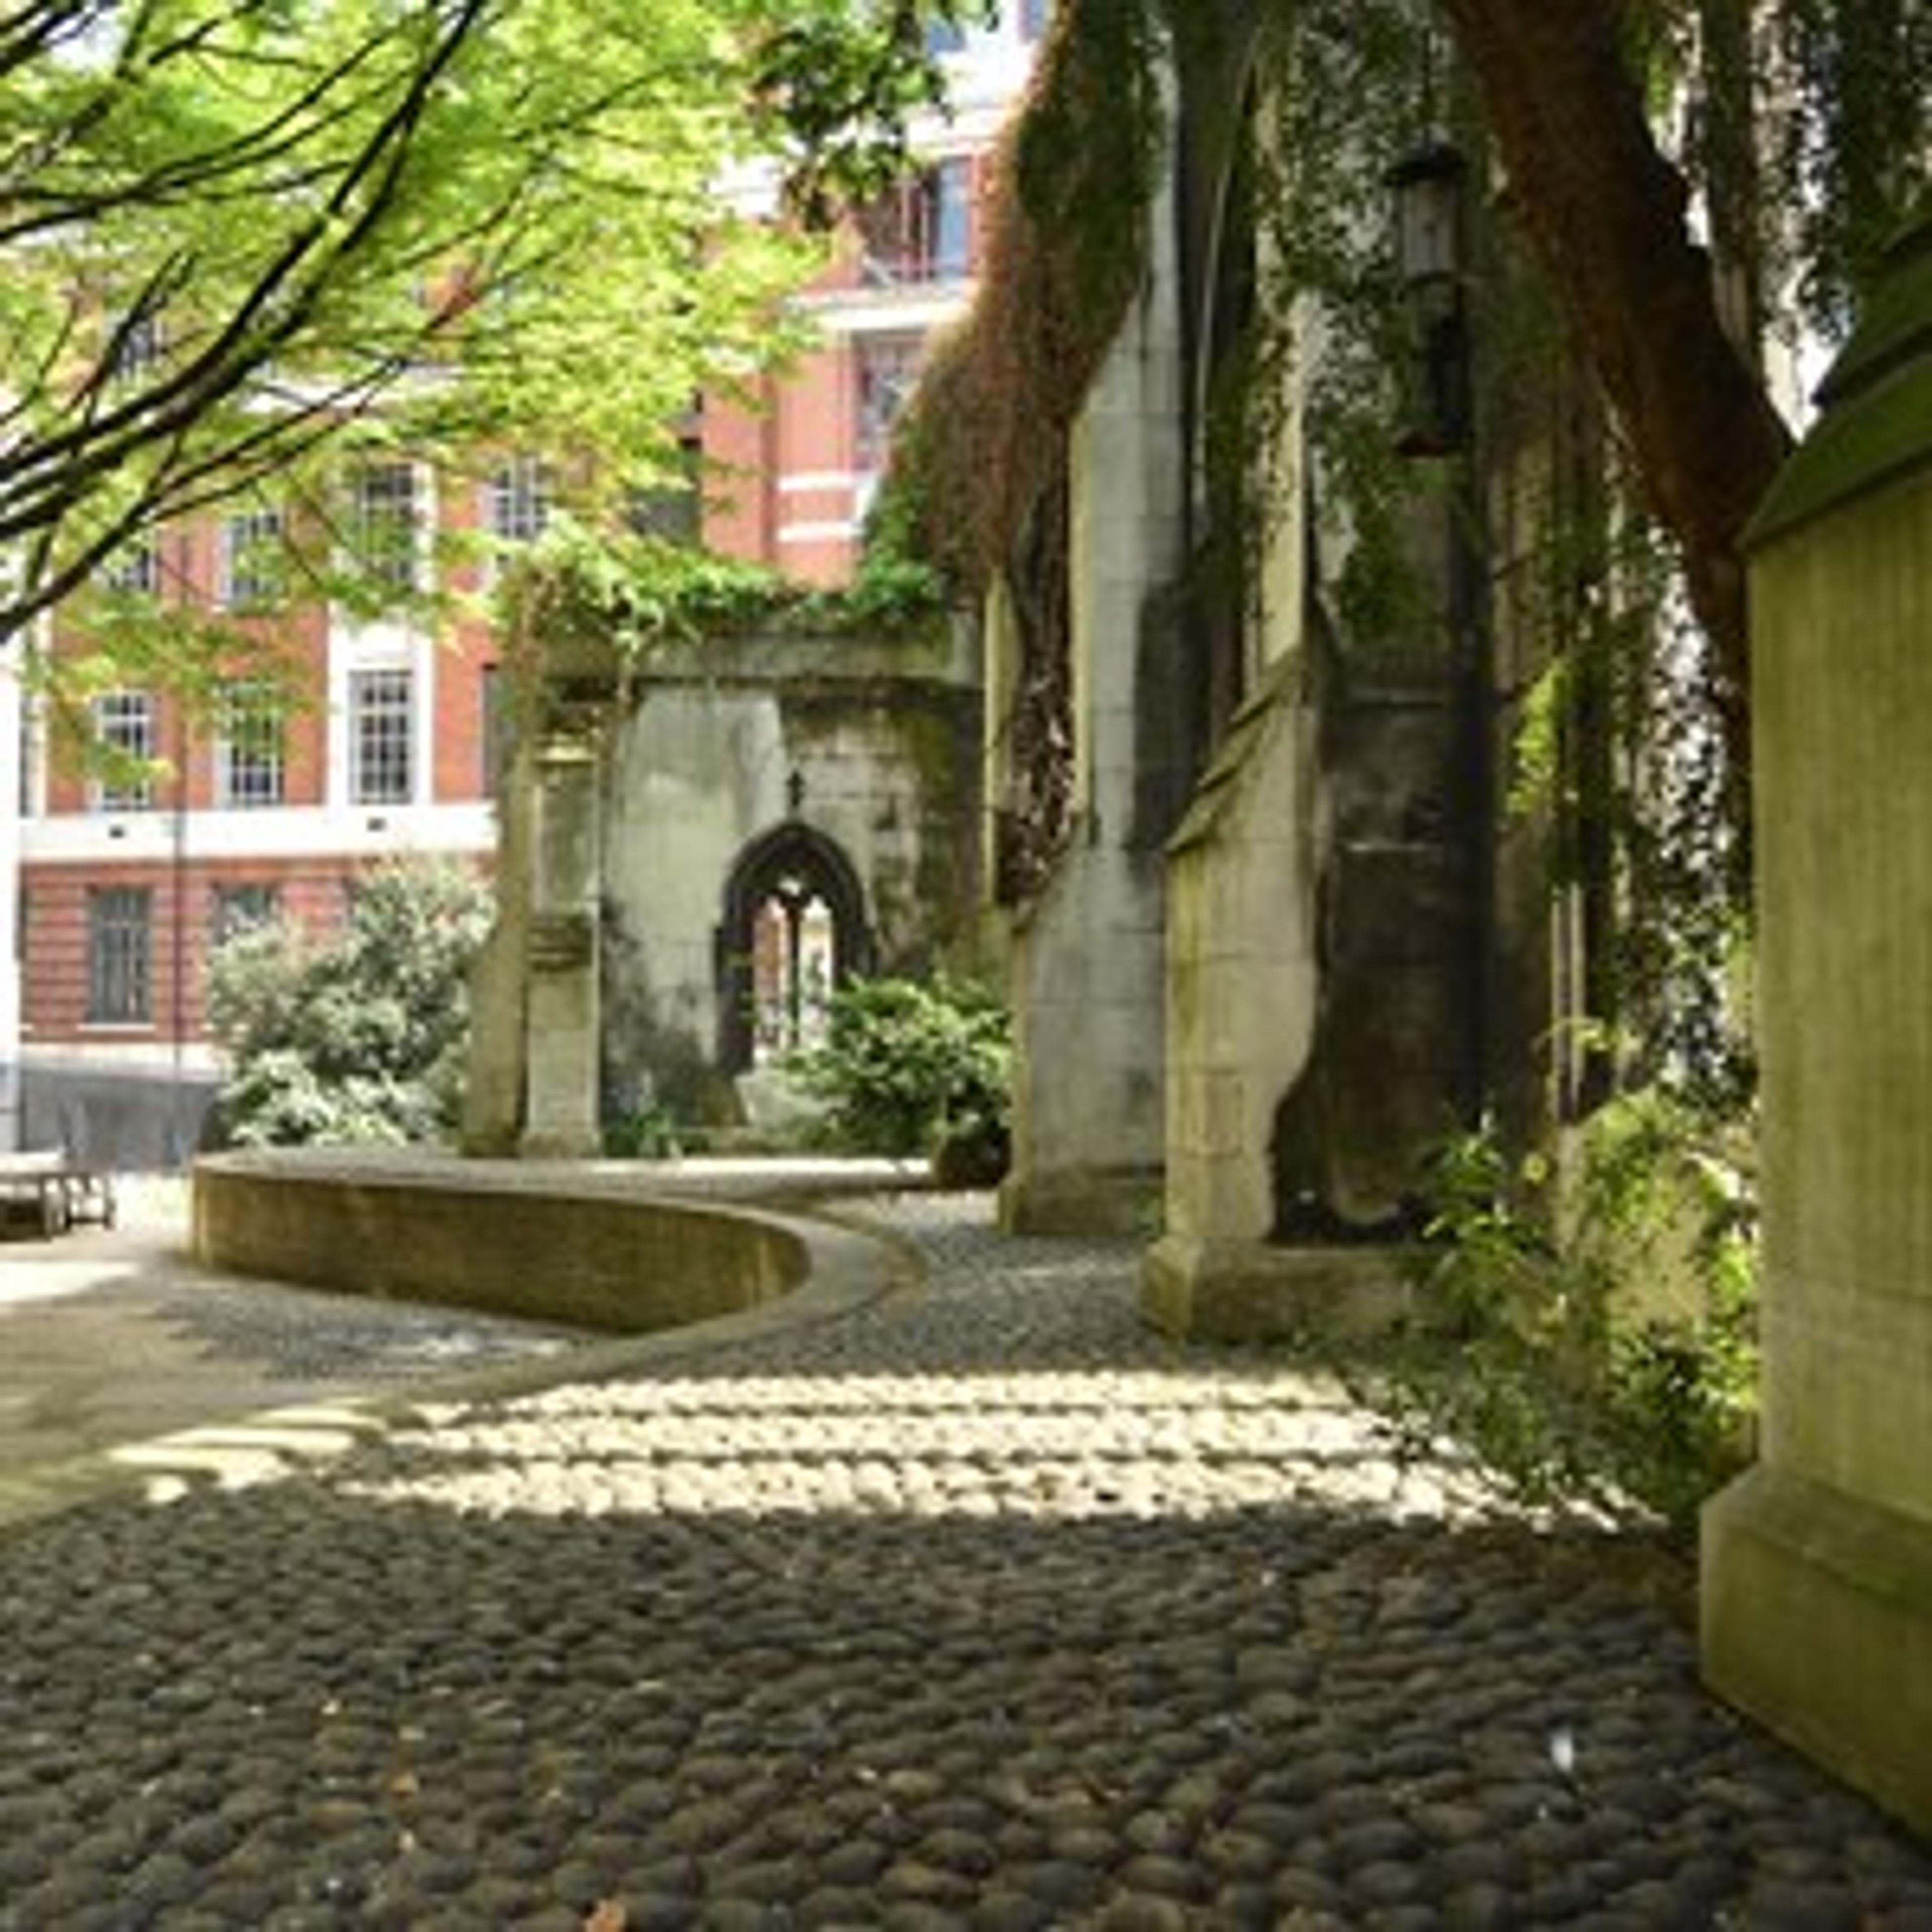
[1,1193,1927,1929]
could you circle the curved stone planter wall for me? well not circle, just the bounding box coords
[193,1150,812,1335]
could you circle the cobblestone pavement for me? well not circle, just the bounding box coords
[2,1192,1928,1930]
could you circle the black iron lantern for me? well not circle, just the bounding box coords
[1389,136,1470,456]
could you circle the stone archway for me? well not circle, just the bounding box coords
[715,822,874,1076]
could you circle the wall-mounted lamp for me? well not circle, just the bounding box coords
[1388,136,1471,457]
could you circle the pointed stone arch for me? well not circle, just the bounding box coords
[715,822,874,1075]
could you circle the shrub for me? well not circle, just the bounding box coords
[789,975,1011,1171]
[206,859,493,1148]
[1366,1090,1758,1537]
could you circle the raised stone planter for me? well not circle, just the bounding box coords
[193,1149,812,1335]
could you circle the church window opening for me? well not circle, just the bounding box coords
[751,873,836,1063]
[718,822,871,1076]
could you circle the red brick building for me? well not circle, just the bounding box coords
[3,11,1045,1162]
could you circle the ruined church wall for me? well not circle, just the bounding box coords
[597,623,983,1122]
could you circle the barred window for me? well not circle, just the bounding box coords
[218,507,284,609]
[88,887,151,1023]
[349,668,413,804]
[92,690,155,811]
[216,683,284,808]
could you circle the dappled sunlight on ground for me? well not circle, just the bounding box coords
[344,1364,1507,1526]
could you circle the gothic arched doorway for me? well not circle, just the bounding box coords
[716,823,873,1074]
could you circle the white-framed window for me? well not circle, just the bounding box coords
[87,886,152,1023]
[858,158,975,285]
[101,531,159,597]
[855,333,924,473]
[91,689,155,811]
[209,882,280,948]
[345,459,424,595]
[215,682,285,809]
[348,667,414,804]
[218,506,285,609]
[485,454,551,547]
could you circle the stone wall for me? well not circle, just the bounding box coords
[997,136,1190,1237]
[599,619,984,1124]
[1702,219,1932,1836]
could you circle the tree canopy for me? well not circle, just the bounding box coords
[0,0,975,645]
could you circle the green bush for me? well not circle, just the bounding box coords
[205,859,494,1148]
[1367,1090,1758,1536]
[789,975,1011,1170]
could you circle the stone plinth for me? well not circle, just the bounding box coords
[1701,216,1932,1836]
[1143,1237,1419,1345]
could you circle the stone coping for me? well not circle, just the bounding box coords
[193,1148,926,1338]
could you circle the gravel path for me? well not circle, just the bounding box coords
[1,1192,1927,1929]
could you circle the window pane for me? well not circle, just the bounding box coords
[219,507,284,608]
[92,690,155,811]
[350,668,413,804]
[217,683,285,808]
[347,461,422,593]
[934,158,974,280]
[101,533,158,596]
[210,883,279,948]
[88,887,151,1023]
[855,334,923,472]
[486,455,550,545]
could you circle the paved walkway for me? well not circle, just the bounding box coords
[1,1188,1928,1929]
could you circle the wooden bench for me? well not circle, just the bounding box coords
[0,1151,118,1238]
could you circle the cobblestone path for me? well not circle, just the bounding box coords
[1,1194,1927,1929]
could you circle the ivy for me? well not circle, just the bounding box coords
[497,516,948,680]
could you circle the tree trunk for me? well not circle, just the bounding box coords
[1439,0,1795,794]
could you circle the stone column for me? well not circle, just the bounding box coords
[519,677,614,1159]
[1701,217,1932,1836]
[998,141,1188,1238]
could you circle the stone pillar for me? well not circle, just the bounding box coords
[1702,217,1932,1836]
[519,675,616,1159]
[998,149,1188,1238]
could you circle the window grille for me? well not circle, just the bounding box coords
[216,683,284,808]
[487,455,551,546]
[92,690,155,811]
[349,668,414,804]
[101,533,159,596]
[218,507,284,608]
[88,887,151,1023]
[346,460,422,594]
